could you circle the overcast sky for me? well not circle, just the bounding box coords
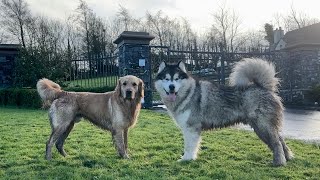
[27,0,320,34]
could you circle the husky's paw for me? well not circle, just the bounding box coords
[273,154,287,167]
[119,153,130,159]
[285,151,294,161]
[178,155,196,162]
[178,158,193,162]
[45,154,52,161]
[122,154,130,159]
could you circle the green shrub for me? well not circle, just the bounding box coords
[13,48,70,88]
[0,88,42,108]
[306,85,320,106]
[0,86,115,109]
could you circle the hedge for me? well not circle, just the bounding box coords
[0,86,115,109]
[306,85,320,105]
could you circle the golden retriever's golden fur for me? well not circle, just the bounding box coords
[37,75,144,160]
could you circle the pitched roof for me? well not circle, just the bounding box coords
[283,23,320,49]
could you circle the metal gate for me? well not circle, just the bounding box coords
[67,53,119,88]
[149,46,275,106]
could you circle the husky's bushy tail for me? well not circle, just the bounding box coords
[229,58,279,92]
[37,78,62,106]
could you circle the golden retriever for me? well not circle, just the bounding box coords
[36,75,144,160]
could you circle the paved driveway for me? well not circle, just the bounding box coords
[155,105,320,143]
[235,108,320,143]
[281,109,320,142]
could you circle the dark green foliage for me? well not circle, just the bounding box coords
[264,23,274,44]
[13,48,71,88]
[0,86,115,108]
[306,85,320,105]
[0,88,42,108]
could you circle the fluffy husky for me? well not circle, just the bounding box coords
[37,75,144,160]
[155,58,293,166]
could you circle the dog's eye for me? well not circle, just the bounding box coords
[132,82,137,86]
[123,82,127,86]
[165,78,169,81]
[174,78,179,81]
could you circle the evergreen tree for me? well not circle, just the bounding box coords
[264,23,274,44]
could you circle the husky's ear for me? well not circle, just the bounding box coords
[158,62,166,73]
[178,61,187,73]
[115,79,122,97]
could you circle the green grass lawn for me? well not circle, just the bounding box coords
[0,107,320,179]
[66,76,118,88]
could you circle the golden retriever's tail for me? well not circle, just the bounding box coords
[229,58,279,92]
[37,78,62,106]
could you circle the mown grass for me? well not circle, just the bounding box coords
[0,107,320,179]
[66,76,118,88]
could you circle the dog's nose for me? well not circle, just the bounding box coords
[169,84,175,92]
[126,90,132,98]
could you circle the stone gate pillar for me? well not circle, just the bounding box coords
[113,31,155,108]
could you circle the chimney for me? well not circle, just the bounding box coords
[273,27,285,44]
[273,28,280,44]
[279,27,284,38]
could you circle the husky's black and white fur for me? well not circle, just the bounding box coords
[155,58,293,166]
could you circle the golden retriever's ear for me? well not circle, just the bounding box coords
[115,79,121,97]
[138,79,144,98]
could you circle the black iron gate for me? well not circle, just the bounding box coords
[149,46,276,106]
[67,53,119,88]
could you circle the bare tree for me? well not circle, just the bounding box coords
[107,17,122,50]
[212,4,241,52]
[75,0,92,56]
[0,0,31,48]
[287,3,319,29]
[229,10,241,52]
[24,16,37,48]
[117,5,130,31]
[116,5,142,32]
[180,17,195,50]
[146,10,196,50]
[272,4,319,31]
[146,10,166,47]
[199,27,220,51]
[0,31,7,43]
[272,13,282,28]
[243,30,268,51]
[74,0,119,56]
[106,6,145,50]
[64,15,82,55]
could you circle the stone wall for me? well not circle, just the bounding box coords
[275,49,320,104]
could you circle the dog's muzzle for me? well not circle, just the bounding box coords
[125,90,133,99]
[169,84,175,93]
[163,88,177,95]
[164,85,177,102]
